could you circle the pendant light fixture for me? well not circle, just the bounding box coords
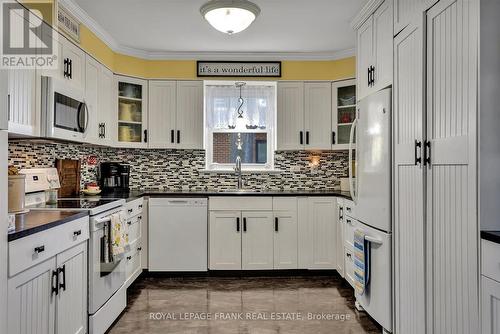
[200,0,261,35]
[234,82,247,131]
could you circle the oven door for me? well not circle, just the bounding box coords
[41,76,89,142]
[88,211,126,315]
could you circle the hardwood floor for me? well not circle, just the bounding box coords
[108,274,382,334]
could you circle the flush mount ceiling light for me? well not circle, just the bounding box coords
[200,0,261,35]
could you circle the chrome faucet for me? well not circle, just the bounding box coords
[235,156,243,189]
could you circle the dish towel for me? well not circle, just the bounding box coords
[110,212,129,260]
[353,229,371,295]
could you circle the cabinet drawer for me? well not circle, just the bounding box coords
[124,198,144,219]
[482,239,500,282]
[344,200,356,218]
[344,216,355,249]
[209,197,272,211]
[344,245,355,288]
[9,216,89,277]
[273,197,297,211]
[126,240,142,280]
[127,215,142,244]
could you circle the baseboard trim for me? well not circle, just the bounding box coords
[143,269,341,278]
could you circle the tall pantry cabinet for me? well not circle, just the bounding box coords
[391,0,479,333]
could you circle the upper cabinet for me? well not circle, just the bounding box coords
[148,80,203,149]
[355,0,393,101]
[304,82,332,150]
[277,81,354,151]
[7,69,39,137]
[116,76,148,148]
[332,80,356,149]
[55,35,86,90]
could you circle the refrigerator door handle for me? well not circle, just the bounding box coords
[365,235,383,246]
[348,117,358,203]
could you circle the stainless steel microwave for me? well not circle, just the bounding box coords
[41,76,89,142]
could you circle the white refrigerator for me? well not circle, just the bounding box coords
[347,87,392,333]
[0,69,9,333]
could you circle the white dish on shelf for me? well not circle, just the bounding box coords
[82,189,102,196]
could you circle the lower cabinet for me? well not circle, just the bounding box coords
[8,242,88,334]
[209,211,242,270]
[273,210,298,269]
[482,275,500,334]
[242,211,274,270]
[124,198,144,287]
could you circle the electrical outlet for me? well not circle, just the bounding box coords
[290,166,301,172]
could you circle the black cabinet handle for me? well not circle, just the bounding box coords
[236,217,240,232]
[58,265,66,291]
[63,58,68,78]
[346,219,352,224]
[332,131,336,145]
[103,123,106,138]
[338,207,343,220]
[51,270,59,296]
[367,67,371,87]
[415,140,422,166]
[127,256,132,261]
[73,230,82,237]
[275,217,279,232]
[68,59,72,79]
[424,140,431,166]
[137,247,142,251]
[177,130,180,144]
[127,221,132,226]
[299,131,304,145]
[243,218,247,232]
[171,130,175,143]
[144,129,148,143]
[346,207,351,212]
[372,66,375,86]
[138,215,142,220]
[128,209,133,213]
[34,245,45,253]
[139,205,143,209]
[306,131,310,145]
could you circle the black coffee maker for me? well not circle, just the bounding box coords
[98,162,130,194]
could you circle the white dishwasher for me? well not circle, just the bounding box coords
[149,198,208,271]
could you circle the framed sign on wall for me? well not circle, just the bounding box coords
[197,61,281,77]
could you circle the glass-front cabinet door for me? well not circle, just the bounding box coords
[115,75,148,147]
[332,79,356,150]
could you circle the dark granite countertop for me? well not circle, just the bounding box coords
[85,189,352,200]
[8,210,89,242]
[481,231,500,245]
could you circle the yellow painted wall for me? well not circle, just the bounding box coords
[20,0,356,81]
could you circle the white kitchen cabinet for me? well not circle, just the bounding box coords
[209,211,242,270]
[55,242,87,334]
[394,0,425,35]
[298,197,337,270]
[241,211,273,270]
[336,198,345,277]
[344,246,355,288]
[273,210,298,270]
[355,0,393,101]
[7,257,56,334]
[482,276,500,334]
[331,80,356,149]
[308,197,337,269]
[7,69,39,137]
[277,82,304,150]
[304,82,332,150]
[125,239,142,288]
[57,36,85,90]
[97,66,117,146]
[7,241,88,334]
[176,81,203,149]
[148,80,203,149]
[116,75,148,148]
[148,81,176,148]
[85,55,99,144]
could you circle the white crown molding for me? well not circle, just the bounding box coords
[350,0,384,30]
[59,0,355,61]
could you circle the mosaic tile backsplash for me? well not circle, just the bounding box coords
[8,140,349,191]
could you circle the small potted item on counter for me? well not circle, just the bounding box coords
[8,165,27,214]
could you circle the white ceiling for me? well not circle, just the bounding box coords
[65,0,366,59]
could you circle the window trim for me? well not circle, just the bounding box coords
[203,80,277,172]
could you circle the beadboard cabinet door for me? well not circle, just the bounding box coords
[356,16,374,101]
[277,82,304,150]
[372,0,393,92]
[273,210,298,269]
[242,211,274,270]
[7,257,56,334]
[56,243,87,334]
[393,20,426,334]
[209,211,242,270]
[7,69,39,137]
[148,81,176,149]
[176,81,203,149]
[85,55,100,144]
[304,82,332,150]
[97,66,117,147]
[482,276,500,334]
